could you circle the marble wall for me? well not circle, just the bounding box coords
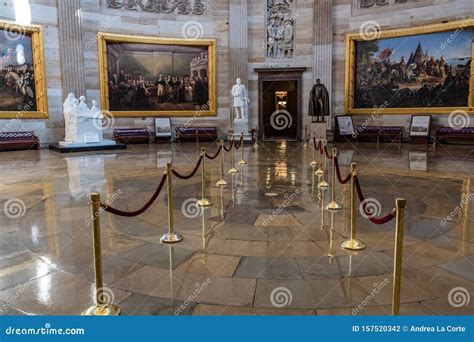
[332,0,474,135]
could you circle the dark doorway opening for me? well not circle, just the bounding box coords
[261,81,298,140]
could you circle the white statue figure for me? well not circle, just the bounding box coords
[231,78,249,121]
[91,100,104,120]
[63,93,78,142]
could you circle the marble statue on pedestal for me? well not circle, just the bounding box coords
[59,93,115,148]
[231,78,251,141]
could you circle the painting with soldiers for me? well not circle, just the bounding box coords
[354,29,472,109]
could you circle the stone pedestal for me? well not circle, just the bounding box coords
[232,118,252,141]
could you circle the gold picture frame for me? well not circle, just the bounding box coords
[344,20,474,115]
[97,32,217,118]
[0,20,48,119]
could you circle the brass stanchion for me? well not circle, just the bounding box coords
[197,148,212,207]
[341,163,366,250]
[310,133,317,167]
[239,133,247,165]
[392,198,406,315]
[253,127,259,149]
[318,140,329,188]
[326,147,343,210]
[216,139,228,187]
[315,139,324,176]
[161,163,184,243]
[228,139,239,174]
[82,192,120,316]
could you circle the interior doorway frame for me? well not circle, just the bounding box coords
[254,67,307,142]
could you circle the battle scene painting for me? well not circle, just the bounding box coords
[354,29,472,109]
[0,29,36,112]
[106,42,211,113]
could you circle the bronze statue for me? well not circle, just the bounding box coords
[308,79,330,123]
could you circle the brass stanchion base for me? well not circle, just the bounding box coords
[326,201,343,211]
[341,239,366,250]
[239,159,247,165]
[82,304,121,316]
[315,168,324,176]
[303,143,309,149]
[197,198,212,207]
[310,160,317,167]
[318,180,329,188]
[216,179,228,187]
[228,168,239,174]
[160,232,184,244]
[253,144,259,149]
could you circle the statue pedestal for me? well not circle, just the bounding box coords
[49,140,126,153]
[232,118,252,141]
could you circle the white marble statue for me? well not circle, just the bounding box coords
[231,78,249,121]
[60,93,107,146]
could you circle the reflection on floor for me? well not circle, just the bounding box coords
[0,142,473,315]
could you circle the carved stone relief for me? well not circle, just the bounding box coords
[265,0,295,60]
[359,0,409,8]
[106,0,206,15]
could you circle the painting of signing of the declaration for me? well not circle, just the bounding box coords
[99,33,216,117]
[348,24,473,113]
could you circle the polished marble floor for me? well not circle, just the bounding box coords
[0,141,473,315]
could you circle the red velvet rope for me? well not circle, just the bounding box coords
[223,139,234,152]
[324,145,333,159]
[234,136,244,150]
[353,175,396,225]
[172,155,204,180]
[205,145,222,160]
[319,142,324,155]
[100,173,167,217]
[313,137,321,150]
[334,157,352,184]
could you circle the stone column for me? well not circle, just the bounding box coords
[313,0,333,135]
[229,0,251,140]
[58,0,86,97]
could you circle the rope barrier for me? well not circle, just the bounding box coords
[234,136,244,150]
[353,175,396,224]
[100,173,167,217]
[324,145,333,159]
[205,145,222,160]
[334,157,352,184]
[313,137,321,151]
[172,155,204,180]
[223,139,234,152]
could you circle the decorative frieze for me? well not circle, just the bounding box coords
[265,0,295,60]
[359,0,410,8]
[106,0,206,15]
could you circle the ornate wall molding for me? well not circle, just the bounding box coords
[359,0,410,9]
[106,0,206,15]
[265,0,295,60]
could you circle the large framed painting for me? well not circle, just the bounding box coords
[0,20,48,119]
[98,32,216,118]
[345,20,474,114]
